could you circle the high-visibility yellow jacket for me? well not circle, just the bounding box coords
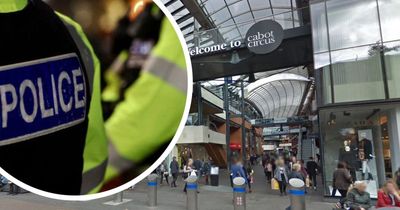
[0,0,187,194]
[103,17,187,189]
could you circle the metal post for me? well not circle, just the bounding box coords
[113,191,123,203]
[241,80,246,163]
[288,178,306,210]
[186,175,198,210]
[224,77,231,169]
[196,82,203,125]
[297,126,303,161]
[233,177,246,210]
[148,173,158,207]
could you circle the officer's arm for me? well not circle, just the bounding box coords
[104,18,187,182]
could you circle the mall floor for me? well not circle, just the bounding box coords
[0,166,339,210]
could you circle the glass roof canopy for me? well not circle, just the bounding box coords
[162,0,303,48]
[247,73,309,118]
[162,0,311,119]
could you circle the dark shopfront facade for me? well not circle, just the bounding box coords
[311,0,400,198]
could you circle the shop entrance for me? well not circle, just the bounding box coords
[319,104,400,198]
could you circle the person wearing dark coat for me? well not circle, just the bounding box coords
[288,163,305,181]
[306,157,319,190]
[170,156,179,187]
[333,162,353,199]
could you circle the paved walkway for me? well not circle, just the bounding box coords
[0,165,337,210]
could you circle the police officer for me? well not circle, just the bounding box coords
[0,0,187,195]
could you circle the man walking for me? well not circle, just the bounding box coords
[306,156,319,190]
[170,156,179,187]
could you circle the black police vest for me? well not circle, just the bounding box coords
[0,0,90,195]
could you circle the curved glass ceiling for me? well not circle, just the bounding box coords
[246,73,309,118]
[162,0,304,48]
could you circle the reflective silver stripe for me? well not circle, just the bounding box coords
[143,55,187,93]
[108,142,136,174]
[80,158,108,194]
[61,21,94,94]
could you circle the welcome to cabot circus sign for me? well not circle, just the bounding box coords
[189,20,284,56]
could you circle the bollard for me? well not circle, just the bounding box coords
[233,177,246,210]
[148,173,158,207]
[186,175,198,210]
[103,190,131,206]
[288,178,306,210]
[113,191,123,203]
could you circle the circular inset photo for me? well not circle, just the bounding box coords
[0,0,192,200]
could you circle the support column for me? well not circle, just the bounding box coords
[388,107,400,176]
[241,80,247,163]
[224,77,231,169]
[297,126,303,161]
[196,82,203,125]
[373,126,385,186]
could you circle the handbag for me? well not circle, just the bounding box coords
[271,178,279,190]
[305,176,310,188]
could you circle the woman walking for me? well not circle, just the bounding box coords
[246,162,254,193]
[332,162,353,199]
[183,158,194,193]
[274,159,289,196]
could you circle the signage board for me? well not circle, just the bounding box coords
[189,20,284,56]
[245,20,284,54]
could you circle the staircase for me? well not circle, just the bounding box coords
[300,138,314,161]
[204,143,227,168]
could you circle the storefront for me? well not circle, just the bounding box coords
[319,105,400,198]
[311,0,400,198]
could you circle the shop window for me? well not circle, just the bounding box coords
[320,108,392,198]
[378,0,400,42]
[384,41,400,99]
[310,1,328,53]
[326,0,380,51]
[330,45,385,103]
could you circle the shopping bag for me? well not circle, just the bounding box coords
[271,178,279,190]
[306,176,310,188]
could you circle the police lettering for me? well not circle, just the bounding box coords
[0,69,85,128]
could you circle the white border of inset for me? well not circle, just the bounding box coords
[0,0,193,201]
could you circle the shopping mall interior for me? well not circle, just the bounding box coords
[162,0,400,199]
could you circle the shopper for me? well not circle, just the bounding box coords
[231,157,247,179]
[230,156,247,189]
[183,159,194,193]
[289,156,297,171]
[333,162,353,199]
[202,158,211,185]
[396,168,400,187]
[170,156,179,188]
[345,181,372,210]
[376,179,400,208]
[265,160,273,183]
[274,159,289,196]
[306,157,319,190]
[246,162,254,193]
[289,163,305,181]
[193,159,203,177]
[298,160,308,180]
[159,162,169,185]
